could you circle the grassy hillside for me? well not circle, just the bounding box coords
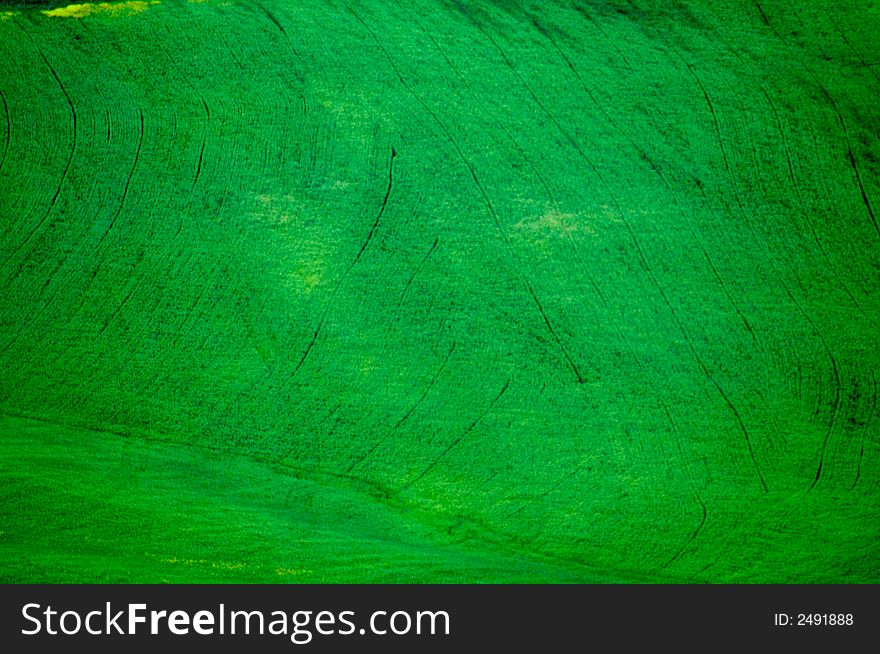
[1,0,878,582]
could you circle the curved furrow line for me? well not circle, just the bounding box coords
[397,236,438,306]
[531,17,766,370]
[761,89,799,187]
[582,46,764,352]
[489,5,619,312]
[192,99,209,190]
[154,17,241,242]
[469,160,589,383]
[464,15,595,186]
[104,106,112,146]
[665,38,794,288]
[289,288,332,377]
[465,14,663,281]
[455,140,588,384]
[96,286,136,336]
[765,255,841,493]
[465,16,707,507]
[753,8,879,243]
[663,499,708,568]
[405,1,615,311]
[4,38,76,280]
[515,11,773,485]
[419,0,768,495]
[663,400,705,490]
[348,6,588,385]
[171,263,222,343]
[850,444,865,491]
[0,88,9,174]
[655,20,847,492]
[402,4,562,211]
[389,343,457,432]
[816,85,879,240]
[153,19,220,200]
[353,147,396,265]
[849,370,877,491]
[847,150,879,239]
[96,109,144,249]
[254,2,300,58]
[345,340,457,475]
[30,22,199,341]
[686,510,750,582]
[571,1,634,71]
[630,151,763,357]
[523,279,586,384]
[711,374,769,493]
[59,120,153,333]
[821,6,880,87]
[683,62,732,174]
[517,8,692,277]
[694,247,761,347]
[658,274,770,493]
[736,157,842,493]
[291,145,396,378]
[753,2,772,28]
[444,12,653,383]
[714,25,849,492]
[399,378,510,493]
[593,87,772,489]
[757,84,871,322]
[699,245,758,344]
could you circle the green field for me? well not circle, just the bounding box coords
[1,0,878,583]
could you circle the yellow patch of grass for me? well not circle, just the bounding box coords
[300,271,323,291]
[161,556,246,570]
[43,1,159,19]
[274,567,306,577]
[253,193,328,294]
[284,265,324,295]
[511,208,597,246]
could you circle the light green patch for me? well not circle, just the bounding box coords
[42,1,159,19]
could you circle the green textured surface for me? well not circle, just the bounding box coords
[1,0,878,583]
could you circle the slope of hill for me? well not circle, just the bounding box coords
[1,0,878,582]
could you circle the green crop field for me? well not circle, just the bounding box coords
[1,0,878,583]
